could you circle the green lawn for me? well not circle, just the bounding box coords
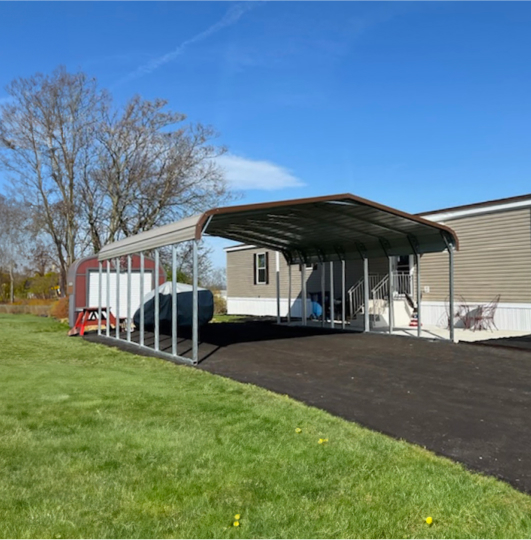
[211,314,249,323]
[1,314,531,539]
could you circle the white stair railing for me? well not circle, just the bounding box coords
[349,272,414,320]
[348,274,382,319]
[371,275,389,316]
[392,272,414,297]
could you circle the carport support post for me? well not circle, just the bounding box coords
[287,264,292,324]
[115,258,120,339]
[139,252,145,347]
[416,253,422,338]
[388,256,394,334]
[154,250,160,351]
[98,261,102,336]
[127,255,132,343]
[106,260,110,338]
[449,245,455,342]
[321,262,325,327]
[341,260,346,330]
[363,257,370,332]
[276,252,281,324]
[172,245,178,357]
[329,261,335,328]
[301,264,307,325]
[192,240,199,363]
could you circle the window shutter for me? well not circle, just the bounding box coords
[253,253,257,285]
[265,252,269,285]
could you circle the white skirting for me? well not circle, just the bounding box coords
[227,297,313,318]
[421,301,531,332]
[228,297,531,332]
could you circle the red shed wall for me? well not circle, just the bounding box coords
[68,255,165,327]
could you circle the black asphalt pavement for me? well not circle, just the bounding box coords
[86,321,531,494]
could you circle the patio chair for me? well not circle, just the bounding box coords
[445,295,471,329]
[480,295,500,331]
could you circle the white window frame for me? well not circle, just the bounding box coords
[256,252,267,285]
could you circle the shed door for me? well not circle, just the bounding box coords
[87,271,153,318]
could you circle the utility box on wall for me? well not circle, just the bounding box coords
[67,255,166,327]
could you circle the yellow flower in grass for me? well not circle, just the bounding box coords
[234,514,241,520]
[233,521,240,527]
[295,428,302,434]
[318,438,329,444]
[425,516,433,525]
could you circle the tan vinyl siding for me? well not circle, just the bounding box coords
[227,247,388,299]
[421,208,531,303]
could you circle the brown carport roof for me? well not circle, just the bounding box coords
[98,193,458,263]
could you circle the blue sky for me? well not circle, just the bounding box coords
[1,2,530,268]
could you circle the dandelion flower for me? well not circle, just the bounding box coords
[426,517,433,525]
[233,521,240,527]
[234,514,241,520]
[295,428,302,434]
[318,438,329,444]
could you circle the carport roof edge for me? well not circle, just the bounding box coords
[97,193,459,262]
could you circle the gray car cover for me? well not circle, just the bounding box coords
[133,282,214,330]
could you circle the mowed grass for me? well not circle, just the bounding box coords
[1,315,531,539]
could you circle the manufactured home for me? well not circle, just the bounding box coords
[225,193,531,332]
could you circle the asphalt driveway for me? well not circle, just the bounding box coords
[87,321,531,493]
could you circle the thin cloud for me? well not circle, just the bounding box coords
[218,154,305,191]
[118,2,256,85]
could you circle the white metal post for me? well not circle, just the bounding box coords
[172,245,178,357]
[301,264,307,325]
[388,256,394,334]
[192,240,199,363]
[106,260,111,338]
[127,255,132,343]
[363,257,370,332]
[329,261,335,328]
[154,250,160,351]
[449,245,455,342]
[287,264,292,324]
[115,258,120,339]
[416,253,422,338]
[98,261,102,336]
[276,252,281,324]
[341,260,346,330]
[321,262,325,327]
[140,252,145,347]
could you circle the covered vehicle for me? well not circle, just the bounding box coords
[133,282,214,330]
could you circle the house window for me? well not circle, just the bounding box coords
[254,252,268,285]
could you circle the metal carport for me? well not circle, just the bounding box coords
[96,193,459,365]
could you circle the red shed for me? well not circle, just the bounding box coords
[67,255,166,327]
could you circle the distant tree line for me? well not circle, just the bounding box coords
[0,67,233,298]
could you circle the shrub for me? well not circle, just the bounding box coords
[49,297,69,320]
[212,290,227,315]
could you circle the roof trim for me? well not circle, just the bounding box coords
[420,197,531,222]
[224,244,257,253]
[421,193,531,217]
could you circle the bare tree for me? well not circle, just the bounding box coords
[204,266,227,290]
[83,96,232,251]
[0,68,233,294]
[0,67,109,293]
[0,195,31,302]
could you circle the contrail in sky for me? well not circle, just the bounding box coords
[117,2,257,86]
